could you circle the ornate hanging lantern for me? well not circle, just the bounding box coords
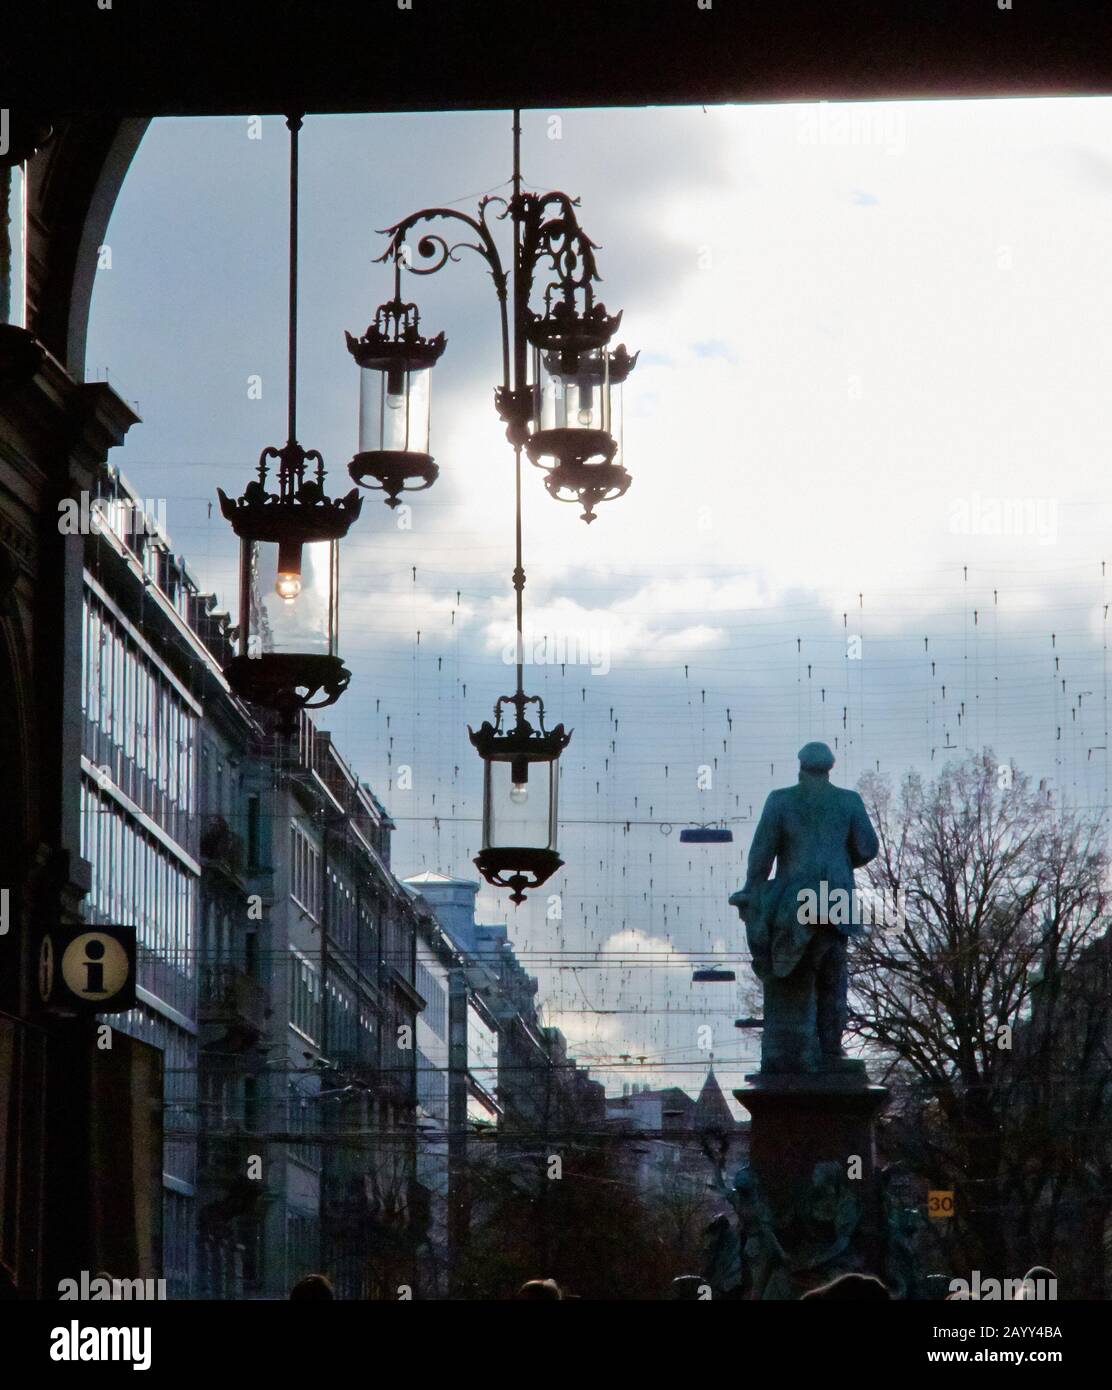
[346,256,446,508]
[218,443,361,729]
[469,691,571,904]
[527,339,637,522]
[521,206,637,522]
[218,115,362,733]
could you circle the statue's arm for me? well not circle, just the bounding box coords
[848,792,880,868]
[742,795,781,887]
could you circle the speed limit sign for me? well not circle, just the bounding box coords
[928,1190,955,1219]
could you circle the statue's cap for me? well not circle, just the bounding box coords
[798,741,835,773]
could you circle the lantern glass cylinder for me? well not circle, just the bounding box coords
[610,371,625,461]
[482,754,559,853]
[358,361,432,456]
[238,536,339,659]
[533,347,611,436]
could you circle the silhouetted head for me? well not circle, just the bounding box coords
[289,1274,334,1301]
[801,1273,890,1300]
[798,741,835,776]
[517,1278,562,1300]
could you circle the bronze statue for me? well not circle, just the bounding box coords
[729,742,879,1075]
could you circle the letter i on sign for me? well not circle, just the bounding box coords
[83,939,107,993]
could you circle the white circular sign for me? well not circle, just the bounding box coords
[61,932,130,1001]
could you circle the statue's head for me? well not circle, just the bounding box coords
[798,741,835,775]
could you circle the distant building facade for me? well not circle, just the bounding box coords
[606,1071,747,1200]
[403,872,607,1293]
[72,460,441,1299]
[79,463,231,1295]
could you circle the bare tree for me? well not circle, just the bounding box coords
[851,752,1111,1287]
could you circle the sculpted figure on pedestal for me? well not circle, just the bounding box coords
[729,742,879,1075]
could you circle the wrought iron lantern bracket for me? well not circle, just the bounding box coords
[364,113,635,902]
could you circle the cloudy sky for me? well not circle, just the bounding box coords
[87,98,1112,1107]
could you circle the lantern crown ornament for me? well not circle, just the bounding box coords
[218,115,363,735]
[468,690,572,905]
[346,254,447,508]
[526,296,622,373]
[218,442,362,546]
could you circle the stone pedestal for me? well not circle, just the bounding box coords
[735,1072,890,1291]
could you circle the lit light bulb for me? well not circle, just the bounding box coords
[510,781,529,805]
[275,571,302,603]
[275,538,303,604]
[577,407,593,426]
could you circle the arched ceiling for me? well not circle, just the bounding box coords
[6,0,1112,375]
[5,0,1112,117]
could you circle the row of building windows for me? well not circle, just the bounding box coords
[292,826,391,970]
[200,895,252,974]
[82,565,204,1303]
[416,1048,448,1122]
[90,470,194,626]
[325,868,356,953]
[286,1084,321,1172]
[163,1189,196,1302]
[80,777,196,1019]
[199,1068,240,1133]
[415,960,447,1042]
[467,1006,499,1113]
[360,1005,380,1058]
[289,948,381,1066]
[285,1208,320,1282]
[328,977,358,1059]
[289,823,322,921]
[199,739,243,825]
[81,590,197,848]
[112,1002,197,1190]
[289,950,322,1043]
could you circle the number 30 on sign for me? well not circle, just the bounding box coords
[928,1190,955,1219]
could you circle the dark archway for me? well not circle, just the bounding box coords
[25,118,148,376]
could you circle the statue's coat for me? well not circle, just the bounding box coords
[739,773,879,980]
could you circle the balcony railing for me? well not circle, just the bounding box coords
[199,963,269,1039]
[199,815,246,884]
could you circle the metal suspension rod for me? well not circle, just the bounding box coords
[286,112,303,447]
[514,443,524,701]
[511,105,527,398]
[512,107,526,706]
